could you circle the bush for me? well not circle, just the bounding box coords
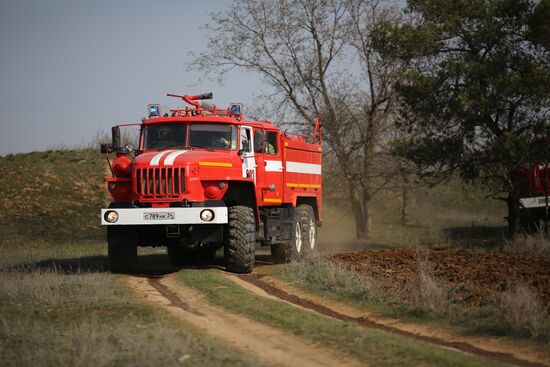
[499,284,549,339]
[284,257,376,300]
[502,230,550,257]
[407,248,448,313]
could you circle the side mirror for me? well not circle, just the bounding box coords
[112,126,121,151]
[100,143,113,154]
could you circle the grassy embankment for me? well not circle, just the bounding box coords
[0,149,265,367]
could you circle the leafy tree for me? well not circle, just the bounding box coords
[191,0,402,239]
[374,0,550,234]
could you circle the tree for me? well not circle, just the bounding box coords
[191,0,402,240]
[374,0,550,234]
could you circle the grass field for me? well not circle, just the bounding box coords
[0,240,266,367]
[1,148,547,366]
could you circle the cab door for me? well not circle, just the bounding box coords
[254,129,283,205]
[239,126,256,182]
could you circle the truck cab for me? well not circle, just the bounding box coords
[100,93,322,273]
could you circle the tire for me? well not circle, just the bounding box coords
[271,204,316,263]
[167,244,193,266]
[225,206,256,273]
[108,242,137,273]
[197,246,218,262]
[107,226,137,273]
[299,205,317,259]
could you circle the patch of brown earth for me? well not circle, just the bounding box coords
[126,274,364,367]
[331,247,550,306]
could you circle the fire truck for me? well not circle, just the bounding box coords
[100,92,322,273]
[518,162,550,231]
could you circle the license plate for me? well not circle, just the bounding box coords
[143,212,175,220]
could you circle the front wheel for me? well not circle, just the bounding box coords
[107,226,137,273]
[225,206,256,273]
[108,242,137,273]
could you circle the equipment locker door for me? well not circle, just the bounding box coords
[254,129,283,205]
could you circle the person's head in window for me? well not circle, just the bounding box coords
[212,136,230,149]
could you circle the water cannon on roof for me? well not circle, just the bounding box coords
[166,92,243,118]
[167,92,213,114]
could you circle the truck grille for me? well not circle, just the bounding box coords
[136,167,185,199]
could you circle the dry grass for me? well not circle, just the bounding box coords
[284,256,378,300]
[502,230,550,257]
[406,248,449,313]
[499,284,549,339]
[0,266,118,304]
[0,242,263,367]
[0,316,195,367]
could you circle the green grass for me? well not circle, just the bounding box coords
[177,268,507,367]
[0,149,108,242]
[0,241,267,367]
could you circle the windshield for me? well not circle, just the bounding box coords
[143,124,186,150]
[189,124,237,150]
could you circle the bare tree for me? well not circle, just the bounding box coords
[191,0,401,240]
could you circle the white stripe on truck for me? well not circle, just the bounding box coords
[150,150,175,166]
[164,150,189,165]
[286,161,322,175]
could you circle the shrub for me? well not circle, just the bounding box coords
[407,247,448,313]
[284,257,376,300]
[502,230,550,257]
[499,284,548,339]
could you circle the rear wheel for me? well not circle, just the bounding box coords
[225,206,256,273]
[167,244,192,266]
[197,246,218,262]
[271,205,316,263]
[300,205,317,259]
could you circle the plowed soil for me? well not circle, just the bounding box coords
[331,248,550,306]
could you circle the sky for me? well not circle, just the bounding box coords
[0,0,261,155]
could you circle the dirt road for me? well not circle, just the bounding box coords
[125,265,549,367]
[126,274,364,367]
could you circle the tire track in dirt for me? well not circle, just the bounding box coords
[125,274,365,367]
[230,272,549,367]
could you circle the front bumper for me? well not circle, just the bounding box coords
[100,207,228,225]
[519,196,550,209]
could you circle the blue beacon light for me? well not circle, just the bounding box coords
[148,104,161,117]
[230,103,242,115]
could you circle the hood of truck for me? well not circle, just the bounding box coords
[134,149,236,168]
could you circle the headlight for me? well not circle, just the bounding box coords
[200,209,214,222]
[104,210,119,223]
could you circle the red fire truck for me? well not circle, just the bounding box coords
[518,162,550,231]
[100,92,322,273]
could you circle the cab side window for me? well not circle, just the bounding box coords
[265,132,278,155]
[240,127,252,152]
[254,130,264,154]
